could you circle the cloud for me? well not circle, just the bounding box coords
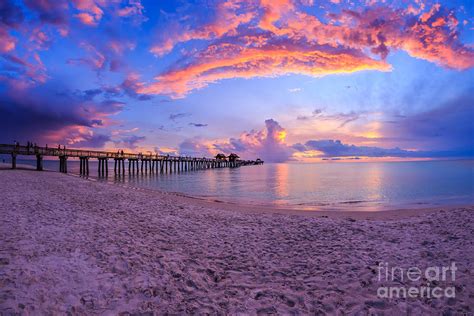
[136,0,473,98]
[82,74,153,101]
[178,137,214,157]
[154,146,178,156]
[297,138,474,158]
[72,0,104,26]
[149,1,254,56]
[0,53,49,90]
[67,42,106,70]
[23,0,69,26]
[178,119,293,162]
[189,123,208,127]
[119,73,153,100]
[81,88,102,100]
[116,0,146,22]
[331,5,474,69]
[75,12,97,26]
[95,100,125,114]
[383,94,474,151]
[22,0,145,27]
[58,127,111,148]
[297,108,323,120]
[65,36,138,75]
[250,118,294,162]
[169,112,191,121]
[296,109,359,128]
[0,0,24,28]
[114,135,146,150]
[0,84,124,148]
[301,139,414,157]
[0,27,16,52]
[179,113,474,161]
[139,40,391,98]
[0,0,23,52]
[2,0,146,86]
[288,87,302,93]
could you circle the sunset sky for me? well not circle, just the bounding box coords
[1,0,473,162]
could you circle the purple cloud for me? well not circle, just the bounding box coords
[189,123,208,127]
[0,83,124,148]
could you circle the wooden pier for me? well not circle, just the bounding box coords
[0,144,263,176]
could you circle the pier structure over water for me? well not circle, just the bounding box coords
[0,144,263,176]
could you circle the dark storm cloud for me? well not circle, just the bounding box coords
[0,91,91,143]
[0,84,124,146]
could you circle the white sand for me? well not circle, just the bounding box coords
[0,169,472,314]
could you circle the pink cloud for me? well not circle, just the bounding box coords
[117,0,145,18]
[29,28,50,49]
[141,0,474,98]
[179,119,294,162]
[67,42,106,70]
[108,40,136,54]
[0,1,23,53]
[75,12,97,26]
[0,27,16,52]
[72,0,103,16]
[150,0,254,56]
[258,0,294,32]
[0,83,127,149]
[140,41,391,98]
[72,0,104,25]
[0,53,48,88]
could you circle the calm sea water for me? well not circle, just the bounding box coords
[6,158,474,211]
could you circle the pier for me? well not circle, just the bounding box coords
[0,144,263,176]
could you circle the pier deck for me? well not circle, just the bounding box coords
[0,144,263,175]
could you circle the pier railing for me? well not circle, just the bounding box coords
[0,144,263,175]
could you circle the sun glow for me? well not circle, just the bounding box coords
[277,130,287,142]
[359,121,382,142]
[292,150,325,161]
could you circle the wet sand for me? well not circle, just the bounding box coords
[0,169,473,314]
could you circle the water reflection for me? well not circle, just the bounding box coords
[274,163,289,204]
[364,163,384,202]
[10,158,474,210]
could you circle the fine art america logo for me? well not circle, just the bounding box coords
[377,262,457,299]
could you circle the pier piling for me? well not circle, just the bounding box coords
[11,153,16,169]
[59,155,68,173]
[79,157,89,176]
[36,154,43,171]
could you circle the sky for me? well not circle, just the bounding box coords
[0,0,473,162]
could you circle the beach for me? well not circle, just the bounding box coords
[0,169,473,314]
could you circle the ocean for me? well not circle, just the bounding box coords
[6,158,474,211]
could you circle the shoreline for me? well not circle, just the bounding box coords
[0,169,473,314]
[116,181,474,221]
[1,166,473,220]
